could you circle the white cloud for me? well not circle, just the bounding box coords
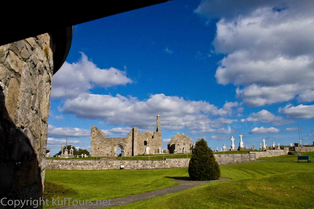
[211,118,234,128]
[60,93,236,132]
[194,0,290,20]
[48,125,90,138]
[54,115,63,120]
[104,127,132,136]
[216,127,236,134]
[286,127,300,131]
[279,104,314,119]
[164,47,174,54]
[49,124,134,138]
[196,1,314,107]
[249,126,280,134]
[241,109,293,125]
[222,101,238,115]
[51,53,133,99]
[210,135,229,140]
[162,138,171,143]
[297,90,314,103]
[47,138,81,147]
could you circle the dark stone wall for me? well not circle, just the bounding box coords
[0,34,54,208]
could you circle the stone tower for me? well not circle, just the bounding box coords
[156,114,161,133]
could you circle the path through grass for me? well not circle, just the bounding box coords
[112,155,314,209]
[44,154,314,208]
[44,168,188,207]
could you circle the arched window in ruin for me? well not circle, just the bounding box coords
[116,144,124,157]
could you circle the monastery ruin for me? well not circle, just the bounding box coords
[168,133,193,154]
[91,115,162,157]
[91,115,194,157]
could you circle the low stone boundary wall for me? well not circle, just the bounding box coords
[46,159,190,170]
[46,149,289,170]
[295,147,314,152]
[250,148,289,159]
[214,153,256,165]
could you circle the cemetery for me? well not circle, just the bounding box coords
[46,133,292,170]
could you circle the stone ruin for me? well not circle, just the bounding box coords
[91,115,195,157]
[91,115,162,157]
[167,133,193,154]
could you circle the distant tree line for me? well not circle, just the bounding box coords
[53,145,90,157]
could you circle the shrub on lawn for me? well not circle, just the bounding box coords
[188,139,220,181]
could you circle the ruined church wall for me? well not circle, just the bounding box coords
[117,131,133,156]
[168,134,193,154]
[91,126,134,157]
[136,131,161,155]
[152,131,162,153]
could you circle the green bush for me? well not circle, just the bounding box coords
[188,139,220,181]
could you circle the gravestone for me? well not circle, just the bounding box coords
[238,133,244,150]
[262,138,266,150]
[222,144,226,151]
[230,136,236,151]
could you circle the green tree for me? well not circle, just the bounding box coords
[188,139,220,181]
[53,145,90,157]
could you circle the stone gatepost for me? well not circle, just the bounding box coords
[0,29,71,208]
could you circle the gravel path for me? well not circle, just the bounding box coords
[54,177,229,209]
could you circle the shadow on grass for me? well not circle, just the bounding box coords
[164,176,192,181]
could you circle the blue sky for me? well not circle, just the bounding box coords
[48,0,314,155]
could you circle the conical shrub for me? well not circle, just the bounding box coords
[188,139,220,181]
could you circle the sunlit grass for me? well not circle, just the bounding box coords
[44,154,314,208]
[112,156,314,209]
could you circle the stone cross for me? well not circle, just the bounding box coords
[61,145,64,155]
[272,142,275,149]
[290,143,293,147]
[277,143,280,150]
[231,136,235,150]
[262,138,266,150]
[239,133,244,148]
[251,144,254,150]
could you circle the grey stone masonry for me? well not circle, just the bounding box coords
[0,34,54,205]
[295,147,314,152]
[46,149,289,170]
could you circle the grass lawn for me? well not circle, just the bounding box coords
[44,168,188,207]
[44,153,314,208]
[112,155,314,209]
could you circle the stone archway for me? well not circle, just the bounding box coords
[115,144,124,157]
